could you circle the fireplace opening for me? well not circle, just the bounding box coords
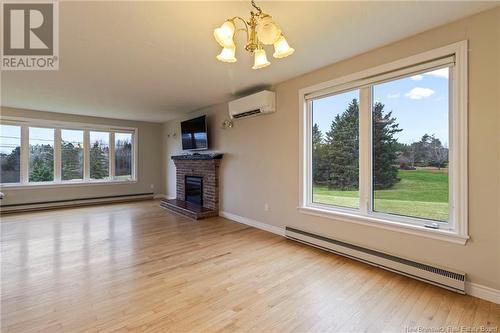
[185,176,203,206]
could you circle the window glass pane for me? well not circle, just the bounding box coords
[61,129,84,181]
[312,90,360,209]
[29,127,54,182]
[115,133,132,179]
[90,131,110,180]
[372,67,449,221]
[0,125,21,183]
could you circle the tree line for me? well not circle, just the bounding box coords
[312,99,448,191]
[0,139,129,182]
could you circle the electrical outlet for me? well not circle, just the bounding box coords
[264,203,269,211]
[150,184,155,189]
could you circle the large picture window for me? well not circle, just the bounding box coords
[300,42,468,243]
[0,122,136,186]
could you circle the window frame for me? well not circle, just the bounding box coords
[298,41,468,244]
[0,117,138,188]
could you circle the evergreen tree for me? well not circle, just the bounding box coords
[313,99,402,190]
[324,99,359,190]
[29,144,54,182]
[312,123,323,146]
[0,147,21,183]
[30,159,53,181]
[372,102,403,189]
[312,123,328,184]
[90,142,109,179]
[61,141,83,180]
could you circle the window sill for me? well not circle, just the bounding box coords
[298,205,469,245]
[1,179,137,190]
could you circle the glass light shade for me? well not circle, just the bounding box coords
[216,46,237,63]
[252,49,270,69]
[256,16,281,45]
[214,21,235,48]
[273,35,295,59]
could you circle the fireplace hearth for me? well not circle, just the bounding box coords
[160,154,223,220]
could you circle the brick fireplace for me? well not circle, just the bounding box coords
[160,154,223,219]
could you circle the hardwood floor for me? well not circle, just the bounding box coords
[1,200,498,332]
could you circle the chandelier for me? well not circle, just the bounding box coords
[213,0,295,69]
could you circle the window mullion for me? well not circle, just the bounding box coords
[306,100,313,206]
[132,132,137,180]
[20,125,29,184]
[110,132,115,180]
[359,86,372,215]
[83,130,90,180]
[54,128,61,182]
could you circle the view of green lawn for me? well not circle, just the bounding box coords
[313,168,448,221]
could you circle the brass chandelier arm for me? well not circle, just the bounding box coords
[229,16,250,42]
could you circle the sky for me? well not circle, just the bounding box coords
[312,67,449,145]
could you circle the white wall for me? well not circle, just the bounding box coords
[163,8,500,291]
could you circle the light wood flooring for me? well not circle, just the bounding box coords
[1,200,499,332]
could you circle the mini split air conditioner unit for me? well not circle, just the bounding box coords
[228,90,276,119]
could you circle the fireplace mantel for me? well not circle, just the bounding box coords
[171,153,223,161]
[161,154,223,219]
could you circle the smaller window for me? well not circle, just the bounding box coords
[115,133,133,180]
[312,89,360,209]
[372,68,450,222]
[0,124,21,184]
[61,129,84,181]
[89,131,110,180]
[29,127,54,182]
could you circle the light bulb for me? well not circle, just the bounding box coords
[256,16,281,45]
[252,48,270,70]
[213,21,235,48]
[216,46,237,63]
[273,35,295,59]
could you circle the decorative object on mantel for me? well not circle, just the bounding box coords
[221,119,234,129]
[213,0,295,69]
[160,154,223,220]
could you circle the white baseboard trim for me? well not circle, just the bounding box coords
[153,194,176,200]
[466,282,500,304]
[219,211,285,236]
[0,193,155,214]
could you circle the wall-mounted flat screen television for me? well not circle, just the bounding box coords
[181,115,208,150]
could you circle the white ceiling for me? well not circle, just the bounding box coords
[1,1,497,123]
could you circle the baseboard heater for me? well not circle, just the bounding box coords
[0,193,154,214]
[285,227,466,294]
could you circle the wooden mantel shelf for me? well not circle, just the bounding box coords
[171,153,223,161]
